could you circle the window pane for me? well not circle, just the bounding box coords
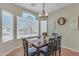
[17,13,39,38]
[2,10,14,43]
[40,20,47,35]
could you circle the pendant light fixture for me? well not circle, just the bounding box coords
[38,3,48,20]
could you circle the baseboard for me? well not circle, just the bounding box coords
[2,45,79,56]
[62,45,79,53]
[3,46,22,56]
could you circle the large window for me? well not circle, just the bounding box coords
[17,13,39,38]
[2,10,14,43]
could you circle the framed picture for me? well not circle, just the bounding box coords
[71,16,79,30]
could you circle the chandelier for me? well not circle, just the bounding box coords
[38,3,48,20]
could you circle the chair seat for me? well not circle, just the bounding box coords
[28,47,37,54]
[40,46,48,52]
[40,46,48,56]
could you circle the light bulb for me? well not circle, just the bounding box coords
[45,13,48,16]
[38,14,41,17]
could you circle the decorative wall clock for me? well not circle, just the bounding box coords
[58,17,66,25]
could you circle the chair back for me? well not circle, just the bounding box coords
[53,35,62,56]
[48,38,53,48]
[49,35,62,56]
[57,36,62,48]
[52,33,59,38]
[48,38,55,55]
[22,38,29,56]
[53,36,62,49]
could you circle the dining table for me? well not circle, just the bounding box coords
[26,37,49,56]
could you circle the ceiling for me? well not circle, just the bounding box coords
[14,3,71,14]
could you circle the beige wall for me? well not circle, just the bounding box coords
[0,3,37,55]
[48,3,79,51]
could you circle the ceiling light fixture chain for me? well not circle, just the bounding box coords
[38,3,48,20]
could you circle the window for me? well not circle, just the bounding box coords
[40,20,47,35]
[17,13,39,38]
[2,10,14,43]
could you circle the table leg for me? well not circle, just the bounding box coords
[37,48,40,56]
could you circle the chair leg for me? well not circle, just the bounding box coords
[24,53,26,56]
[47,49,50,56]
[52,50,54,56]
[59,48,61,56]
[55,51,57,56]
[59,43,61,56]
[23,49,25,56]
[24,54,25,56]
[53,51,55,56]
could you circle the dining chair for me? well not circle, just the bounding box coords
[40,35,62,56]
[48,38,55,55]
[57,36,62,56]
[39,32,48,56]
[52,36,62,56]
[40,38,54,56]
[22,38,37,56]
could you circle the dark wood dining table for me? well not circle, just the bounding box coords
[26,37,49,56]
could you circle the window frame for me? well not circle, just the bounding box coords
[17,13,39,39]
